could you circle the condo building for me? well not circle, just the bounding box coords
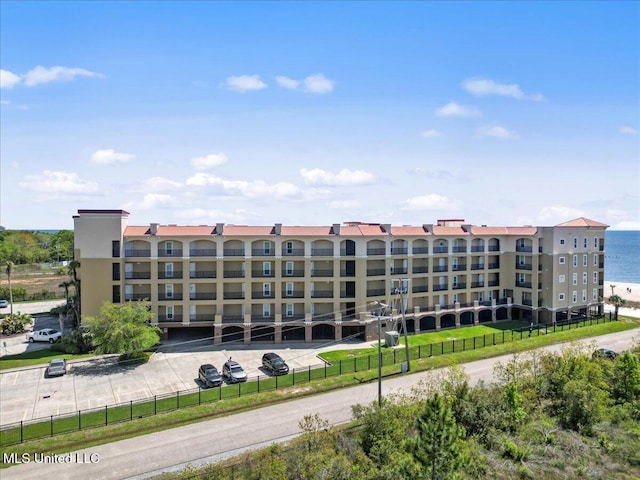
[73,210,607,344]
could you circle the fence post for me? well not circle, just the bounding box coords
[308,365,311,382]
[452,340,455,353]
[154,395,157,415]
[219,385,222,401]
[78,410,81,431]
[473,337,476,350]
[105,405,108,426]
[368,355,370,370]
[354,357,357,373]
[430,343,433,357]
[177,391,180,409]
[51,415,54,436]
[441,341,444,353]
[493,333,496,345]
[293,368,296,385]
[275,374,278,389]
[20,421,23,444]
[324,362,327,378]
[130,400,133,421]
[257,376,260,393]
[463,339,466,351]
[238,383,241,398]
[199,387,201,405]
[339,360,342,376]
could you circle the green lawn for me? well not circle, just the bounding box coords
[0,349,96,371]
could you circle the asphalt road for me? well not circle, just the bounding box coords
[2,328,637,480]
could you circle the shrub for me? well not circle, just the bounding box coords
[0,312,33,335]
[503,439,530,461]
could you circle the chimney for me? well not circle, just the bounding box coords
[150,223,158,235]
[274,223,282,235]
[216,223,224,235]
[332,223,340,235]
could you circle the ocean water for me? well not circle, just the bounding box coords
[605,230,640,283]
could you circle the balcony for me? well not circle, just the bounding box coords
[190,270,216,279]
[312,314,335,321]
[516,281,532,289]
[282,291,305,299]
[158,271,183,279]
[189,293,216,300]
[367,248,386,256]
[412,247,429,254]
[470,263,484,271]
[488,280,500,287]
[158,315,183,322]
[452,264,467,271]
[413,266,429,274]
[412,285,428,293]
[282,248,305,256]
[390,247,408,255]
[340,290,356,298]
[251,249,275,257]
[125,272,151,279]
[470,246,484,253]
[470,281,484,288]
[433,284,448,292]
[251,270,275,278]
[125,249,151,258]
[124,293,150,301]
[282,314,306,322]
[367,268,386,277]
[433,246,448,254]
[311,290,334,298]
[521,299,533,306]
[283,269,305,277]
[488,245,500,252]
[366,288,386,297]
[516,245,533,252]
[390,268,408,275]
[488,262,500,269]
[190,249,216,257]
[223,292,245,300]
[311,248,334,256]
[515,263,533,271]
[223,270,245,278]
[158,293,183,301]
[452,246,466,253]
[432,265,448,273]
[158,249,183,257]
[311,269,334,277]
[599,245,604,251]
[452,283,467,290]
[190,315,215,322]
[340,249,356,256]
[252,291,275,299]
[223,248,245,257]
[221,315,244,323]
[251,315,275,322]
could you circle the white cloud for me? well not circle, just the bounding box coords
[536,205,585,225]
[400,193,452,210]
[226,75,267,92]
[175,208,255,223]
[0,100,10,105]
[300,168,375,186]
[435,101,481,118]
[478,125,519,139]
[91,149,135,164]
[125,193,174,210]
[303,74,335,94]
[462,77,544,101]
[137,177,182,193]
[420,129,444,138]
[0,69,21,89]
[619,126,637,135]
[191,153,228,170]
[613,220,640,230]
[185,173,301,199]
[275,76,300,90]
[19,170,99,196]
[23,66,102,87]
[329,200,363,209]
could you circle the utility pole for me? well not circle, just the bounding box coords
[371,301,389,407]
[392,278,411,372]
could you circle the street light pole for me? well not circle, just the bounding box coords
[377,309,382,407]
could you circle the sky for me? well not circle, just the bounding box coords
[1,1,639,231]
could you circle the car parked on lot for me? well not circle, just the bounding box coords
[198,364,223,388]
[47,358,67,376]
[26,328,62,343]
[262,352,289,376]
[0,299,8,308]
[222,360,247,383]
[593,348,618,360]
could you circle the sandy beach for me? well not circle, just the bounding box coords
[604,281,640,303]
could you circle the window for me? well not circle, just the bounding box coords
[583,254,587,267]
[559,274,565,283]
[593,272,598,284]
[286,241,293,255]
[583,237,588,248]
[452,294,458,304]
[285,282,294,297]
[573,273,577,285]
[518,273,525,283]
[165,241,173,255]
[488,290,493,300]
[518,255,526,266]
[263,283,271,296]
[452,275,458,287]
[478,291,484,302]
[165,284,173,299]
[112,240,121,258]
[583,272,587,285]
[582,290,587,302]
[285,261,294,276]
[593,288,598,301]
[112,263,120,281]
[594,237,598,248]
[573,237,577,248]
[167,306,174,319]
[452,258,458,270]
[572,291,577,303]
[559,256,566,265]
[263,304,271,318]
[593,254,598,266]
[559,293,565,301]
[165,262,174,278]
[263,262,271,276]
[560,238,565,246]
[572,255,577,267]
[285,303,294,317]
[263,241,271,255]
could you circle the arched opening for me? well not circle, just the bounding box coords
[478,309,492,323]
[221,326,244,344]
[251,325,275,342]
[460,311,474,326]
[496,307,509,321]
[441,314,456,329]
[312,324,335,341]
[420,316,436,331]
[342,325,366,341]
[282,324,305,342]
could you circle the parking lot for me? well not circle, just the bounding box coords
[0,334,372,426]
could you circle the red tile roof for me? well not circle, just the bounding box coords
[555,217,609,228]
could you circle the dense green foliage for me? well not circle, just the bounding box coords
[85,301,160,355]
[0,230,73,265]
[155,342,640,480]
[0,312,33,334]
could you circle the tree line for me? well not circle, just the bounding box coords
[0,229,74,266]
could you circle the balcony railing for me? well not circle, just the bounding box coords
[252,292,275,299]
[412,285,428,293]
[311,290,334,298]
[433,284,448,292]
[190,249,216,257]
[488,262,500,269]
[340,249,356,256]
[158,315,183,322]
[452,264,467,271]
[515,263,533,271]
[340,291,356,298]
[283,269,305,277]
[251,315,275,322]
[488,245,500,252]
[516,281,532,289]
[452,246,466,253]
[223,270,245,278]
[433,246,448,254]
[432,265,448,272]
[124,293,150,301]
[251,249,275,257]
[390,268,408,275]
[251,270,275,278]
[390,247,408,255]
[190,293,216,300]
[282,248,305,256]
[412,247,429,254]
[189,271,216,279]
[471,281,485,288]
[340,269,356,277]
[311,248,334,256]
[221,315,244,323]
[223,249,245,257]
[367,268,385,276]
[282,291,304,298]
[470,263,484,270]
[125,272,151,279]
[312,314,336,321]
[190,315,215,322]
[367,248,386,256]
[282,314,306,322]
[521,299,533,306]
[366,288,386,296]
[125,249,151,257]
[158,271,183,279]
[158,293,183,301]
[158,249,183,257]
[470,246,484,252]
[488,280,500,287]
[452,283,467,290]
[223,292,245,300]
[311,269,334,277]
[516,245,533,252]
[413,266,429,274]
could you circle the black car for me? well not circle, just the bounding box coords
[222,360,248,383]
[262,352,289,376]
[593,348,618,360]
[198,364,223,388]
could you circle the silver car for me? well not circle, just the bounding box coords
[47,358,67,377]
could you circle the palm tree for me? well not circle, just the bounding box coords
[5,261,14,321]
[608,294,626,321]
